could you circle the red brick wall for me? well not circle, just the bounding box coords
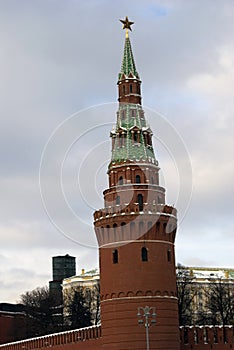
[0,326,101,350]
[180,326,233,350]
[0,312,15,344]
[0,325,233,350]
[0,312,26,344]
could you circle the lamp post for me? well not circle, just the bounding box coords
[137,306,156,350]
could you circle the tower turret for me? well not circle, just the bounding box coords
[94,17,180,350]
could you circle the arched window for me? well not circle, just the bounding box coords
[136,175,141,183]
[116,196,120,205]
[131,109,134,118]
[120,133,126,147]
[119,176,123,185]
[141,247,148,262]
[133,132,138,143]
[137,194,143,211]
[113,249,118,264]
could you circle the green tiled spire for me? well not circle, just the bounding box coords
[118,37,140,80]
[110,104,157,165]
[111,21,157,167]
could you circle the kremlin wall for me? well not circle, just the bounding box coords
[0,18,233,350]
[0,325,233,350]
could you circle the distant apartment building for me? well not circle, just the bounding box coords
[177,266,234,325]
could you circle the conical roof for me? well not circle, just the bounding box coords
[118,36,140,80]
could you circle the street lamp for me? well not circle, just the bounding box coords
[137,306,156,350]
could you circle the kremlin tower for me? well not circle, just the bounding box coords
[94,17,180,350]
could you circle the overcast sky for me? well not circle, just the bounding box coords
[0,0,233,303]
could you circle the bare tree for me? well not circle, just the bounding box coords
[176,265,194,325]
[205,277,234,326]
[20,286,62,337]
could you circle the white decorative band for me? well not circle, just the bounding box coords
[100,240,175,248]
[101,295,178,303]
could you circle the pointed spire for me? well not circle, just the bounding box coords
[118,17,139,79]
[119,36,139,79]
[118,17,142,105]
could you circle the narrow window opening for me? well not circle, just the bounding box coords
[116,196,120,205]
[123,85,125,95]
[133,132,138,143]
[130,84,133,93]
[113,249,118,264]
[141,247,148,262]
[148,135,152,146]
[120,134,123,147]
[119,176,123,185]
[121,133,125,147]
[167,249,171,262]
[137,194,143,211]
[119,133,124,147]
[136,175,141,183]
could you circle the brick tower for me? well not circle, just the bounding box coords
[94,17,180,350]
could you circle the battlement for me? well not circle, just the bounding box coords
[0,325,101,350]
[94,203,177,221]
[180,326,234,350]
[1,325,232,350]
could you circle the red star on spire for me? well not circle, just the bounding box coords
[120,16,134,31]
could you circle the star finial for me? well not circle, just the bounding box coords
[120,16,134,38]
